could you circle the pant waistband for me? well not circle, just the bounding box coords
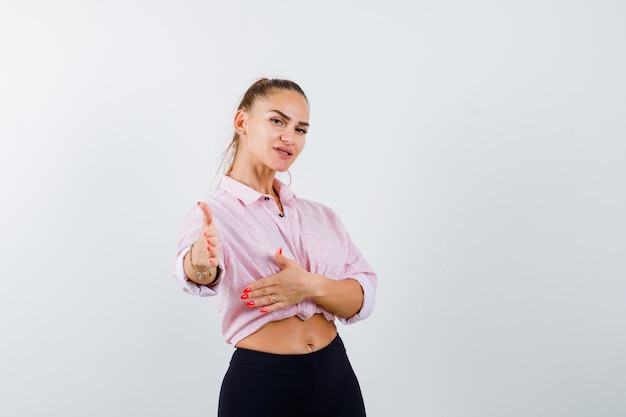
[230,334,347,376]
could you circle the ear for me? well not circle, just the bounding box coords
[233,109,247,136]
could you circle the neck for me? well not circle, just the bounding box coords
[229,162,277,195]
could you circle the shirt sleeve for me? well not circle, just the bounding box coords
[328,208,377,325]
[171,204,219,297]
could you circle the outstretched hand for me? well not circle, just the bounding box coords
[240,248,320,314]
[190,201,220,276]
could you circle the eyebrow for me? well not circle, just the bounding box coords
[270,109,310,127]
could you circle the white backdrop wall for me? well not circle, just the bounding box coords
[1,1,625,416]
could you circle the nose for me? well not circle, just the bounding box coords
[280,132,294,145]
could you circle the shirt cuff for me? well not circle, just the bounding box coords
[336,273,376,325]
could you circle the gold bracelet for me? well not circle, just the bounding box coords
[188,243,212,281]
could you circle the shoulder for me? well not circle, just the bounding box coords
[292,195,337,216]
[205,188,241,212]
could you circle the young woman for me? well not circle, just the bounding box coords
[172,78,377,417]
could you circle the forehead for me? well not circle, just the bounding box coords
[252,90,310,120]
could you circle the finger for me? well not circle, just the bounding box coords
[207,245,220,264]
[243,294,280,311]
[203,233,220,249]
[259,297,282,314]
[241,280,274,301]
[259,294,274,306]
[274,247,289,269]
[197,201,214,227]
[244,293,275,307]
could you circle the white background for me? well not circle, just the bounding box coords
[1,1,625,416]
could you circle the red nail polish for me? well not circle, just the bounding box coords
[246,301,255,307]
[260,308,267,313]
[197,201,201,206]
[240,293,249,299]
[243,287,251,293]
[279,247,283,255]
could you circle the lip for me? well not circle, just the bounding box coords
[273,146,293,159]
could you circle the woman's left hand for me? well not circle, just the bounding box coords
[240,248,320,314]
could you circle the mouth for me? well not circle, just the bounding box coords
[274,146,293,157]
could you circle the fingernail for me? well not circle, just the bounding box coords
[243,287,251,293]
[240,293,249,299]
[246,301,255,307]
[197,201,202,206]
[203,232,209,237]
[260,308,267,313]
[279,247,283,255]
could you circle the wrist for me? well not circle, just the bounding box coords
[185,243,218,284]
[309,273,329,300]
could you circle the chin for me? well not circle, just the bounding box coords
[272,161,296,173]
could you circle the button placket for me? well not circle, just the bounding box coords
[263,195,284,217]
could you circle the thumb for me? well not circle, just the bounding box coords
[197,201,214,227]
[274,247,288,268]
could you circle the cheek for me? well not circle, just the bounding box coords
[296,138,306,153]
[291,146,304,160]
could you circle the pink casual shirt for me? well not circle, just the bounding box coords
[172,175,377,346]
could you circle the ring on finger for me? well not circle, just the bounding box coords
[271,295,276,303]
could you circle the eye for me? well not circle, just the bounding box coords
[270,118,283,125]
[295,127,308,134]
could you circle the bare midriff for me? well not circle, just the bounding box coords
[235,313,337,354]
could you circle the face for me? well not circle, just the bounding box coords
[235,89,310,173]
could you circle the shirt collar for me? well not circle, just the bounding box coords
[219,174,295,205]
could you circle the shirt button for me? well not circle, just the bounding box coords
[264,197,270,201]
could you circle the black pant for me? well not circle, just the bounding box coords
[218,334,366,417]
